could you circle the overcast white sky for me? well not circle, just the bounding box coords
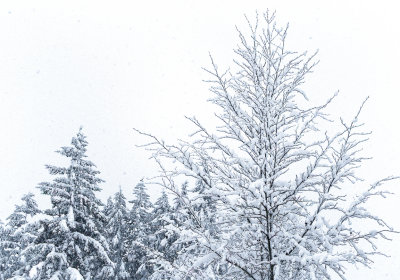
[1,1,399,278]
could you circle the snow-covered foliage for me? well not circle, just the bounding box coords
[135,11,397,280]
[0,219,4,280]
[0,11,397,280]
[0,131,179,279]
[13,128,114,279]
[148,190,180,278]
[0,193,41,279]
[126,181,154,279]
[104,188,130,280]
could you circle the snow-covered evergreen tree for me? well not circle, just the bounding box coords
[136,11,397,280]
[126,180,153,279]
[148,190,180,279]
[0,219,4,280]
[0,193,41,279]
[151,190,172,250]
[191,180,218,236]
[103,196,115,221]
[105,187,130,280]
[172,181,188,213]
[130,180,153,212]
[0,219,9,280]
[17,128,113,279]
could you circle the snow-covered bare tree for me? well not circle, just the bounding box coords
[136,11,397,280]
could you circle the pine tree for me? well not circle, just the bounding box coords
[191,180,217,235]
[105,187,130,280]
[103,196,115,221]
[0,219,6,280]
[19,128,113,279]
[148,181,206,280]
[126,180,153,279]
[172,181,188,212]
[149,190,180,279]
[0,193,41,279]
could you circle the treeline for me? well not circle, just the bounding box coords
[0,129,195,280]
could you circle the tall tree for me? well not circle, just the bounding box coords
[103,196,115,221]
[105,187,130,280]
[136,11,397,280]
[18,128,114,279]
[126,180,153,279]
[148,190,180,279]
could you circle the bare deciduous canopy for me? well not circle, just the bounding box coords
[137,11,397,280]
